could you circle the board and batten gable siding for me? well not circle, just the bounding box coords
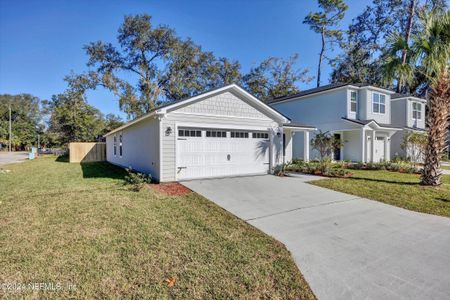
[106,116,161,181]
[160,91,278,182]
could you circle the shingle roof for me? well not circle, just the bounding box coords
[391,93,425,100]
[268,83,370,104]
[341,117,403,129]
[283,122,316,129]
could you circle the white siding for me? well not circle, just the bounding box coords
[160,91,279,182]
[273,88,350,131]
[365,89,391,124]
[407,100,426,129]
[106,117,160,181]
[391,99,407,127]
[343,131,362,161]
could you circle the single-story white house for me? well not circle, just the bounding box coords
[104,84,315,182]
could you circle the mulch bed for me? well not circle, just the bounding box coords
[148,182,192,196]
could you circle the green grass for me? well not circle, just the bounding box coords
[442,165,450,170]
[0,157,314,299]
[310,170,450,218]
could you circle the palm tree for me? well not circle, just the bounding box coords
[413,10,450,186]
[383,33,416,93]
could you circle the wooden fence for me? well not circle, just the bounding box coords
[69,142,106,163]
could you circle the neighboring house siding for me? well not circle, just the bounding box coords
[160,92,278,182]
[106,117,160,181]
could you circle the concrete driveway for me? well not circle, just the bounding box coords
[183,175,450,300]
[0,152,28,165]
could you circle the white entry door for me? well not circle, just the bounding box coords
[176,127,270,180]
[373,136,386,162]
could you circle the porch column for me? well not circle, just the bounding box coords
[385,135,391,161]
[371,130,376,162]
[303,131,310,162]
[360,128,366,162]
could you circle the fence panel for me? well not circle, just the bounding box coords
[69,142,106,163]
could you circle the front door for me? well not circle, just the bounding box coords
[373,136,385,162]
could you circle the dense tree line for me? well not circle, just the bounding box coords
[3,4,449,186]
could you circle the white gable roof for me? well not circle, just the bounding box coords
[105,84,289,136]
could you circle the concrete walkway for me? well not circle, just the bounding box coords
[183,175,450,300]
[0,152,28,165]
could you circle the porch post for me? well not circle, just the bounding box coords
[360,128,366,162]
[371,130,376,162]
[385,135,390,161]
[303,131,310,162]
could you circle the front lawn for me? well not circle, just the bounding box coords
[0,157,314,299]
[310,170,450,218]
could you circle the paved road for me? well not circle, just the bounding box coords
[183,175,450,300]
[0,152,28,165]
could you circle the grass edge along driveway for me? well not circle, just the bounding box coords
[310,169,450,218]
[0,157,315,299]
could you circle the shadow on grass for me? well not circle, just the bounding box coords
[81,162,128,180]
[342,176,420,186]
[55,155,69,163]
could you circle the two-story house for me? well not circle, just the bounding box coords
[271,83,427,162]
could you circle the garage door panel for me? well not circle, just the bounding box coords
[177,127,269,180]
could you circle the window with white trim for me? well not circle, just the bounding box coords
[252,132,269,139]
[350,91,357,112]
[206,130,227,138]
[230,131,249,138]
[412,102,422,120]
[113,135,117,156]
[372,93,386,114]
[178,129,202,137]
[119,133,123,157]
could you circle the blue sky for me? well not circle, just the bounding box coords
[0,0,369,119]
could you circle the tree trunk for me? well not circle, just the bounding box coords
[397,0,416,93]
[421,73,450,186]
[317,29,325,88]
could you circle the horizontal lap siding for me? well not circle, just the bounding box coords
[160,91,277,182]
[106,117,160,181]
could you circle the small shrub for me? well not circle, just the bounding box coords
[285,160,352,178]
[125,168,152,191]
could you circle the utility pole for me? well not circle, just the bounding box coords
[8,103,12,152]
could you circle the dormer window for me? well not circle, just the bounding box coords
[412,102,422,120]
[350,91,357,112]
[372,93,386,114]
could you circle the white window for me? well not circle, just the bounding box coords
[206,130,227,138]
[412,102,422,120]
[119,133,123,157]
[350,91,357,112]
[230,131,249,138]
[113,135,117,156]
[372,93,386,114]
[252,132,269,139]
[178,129,202,137]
